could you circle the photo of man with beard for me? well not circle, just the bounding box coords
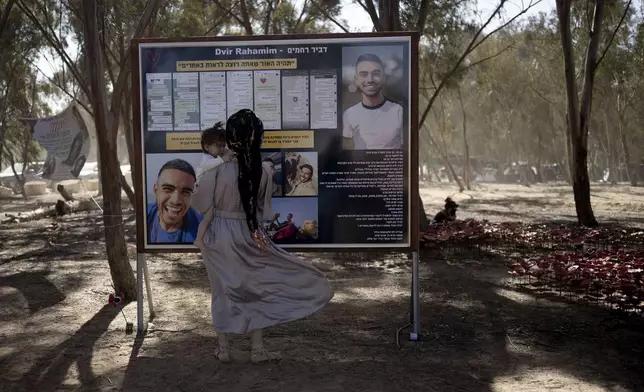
[147,158,203,244]
[342,52,404,150]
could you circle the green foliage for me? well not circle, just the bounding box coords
[4,0,642,182]
[0,2,49,170]
[424,0,644,181]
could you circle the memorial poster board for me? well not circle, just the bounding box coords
[131,32,419,253]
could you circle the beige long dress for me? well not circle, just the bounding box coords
[191,158,333,334]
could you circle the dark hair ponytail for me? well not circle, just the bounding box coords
[225,109,265,234]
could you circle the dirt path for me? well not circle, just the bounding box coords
[1,183,643,392]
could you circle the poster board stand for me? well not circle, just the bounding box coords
[136,253,155,334]
[410,250,421,340]
[130,32,421,340]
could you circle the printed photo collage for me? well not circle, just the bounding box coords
[145,69,338,133]
[144,151,319,245]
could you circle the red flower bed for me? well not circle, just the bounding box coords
[421,219,644,314]
[508,248,644,313]
[421,219,644,249]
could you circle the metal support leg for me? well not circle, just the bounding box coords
[410,250,421,341]
[142,255,155,319]
[136,252,146,334]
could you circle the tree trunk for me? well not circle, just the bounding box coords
[19,132,30,198]
[457,88,471,190]
[446,158,464,192]
[571,141,596,225]
[535,132,543,182]
[617,111,636,186]
[556,0,599,226]
[600,111,614,183]
[431,166,440,182]
[8,153,26,197]
[0,121,5,162]
[560,123,572,183]
[120,172,135,205]
[430,140,464,191]
[123,85,135,169]
[120,95,136,206]
[82,0,137,301]
[0,0,15,39]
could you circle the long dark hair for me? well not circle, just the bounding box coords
[225,109,265,234]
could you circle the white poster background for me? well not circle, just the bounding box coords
[21,104,92,181]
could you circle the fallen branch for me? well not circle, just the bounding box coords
[1,198,97,224]
[57,184,76,202]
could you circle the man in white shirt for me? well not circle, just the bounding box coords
[342,53,404,150]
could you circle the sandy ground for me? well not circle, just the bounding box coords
[420,181,644,226]
[0,182,643,392]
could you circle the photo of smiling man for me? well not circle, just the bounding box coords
[341,46,407,150]
[145,155,203,244]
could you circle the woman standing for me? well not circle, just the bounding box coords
[191,109,333,364]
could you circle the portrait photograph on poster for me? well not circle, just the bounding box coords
[341,45,407,151]
[264,197,319,244]
[261,152,284,197]
[284,151,318,197]
[144,152,204,245]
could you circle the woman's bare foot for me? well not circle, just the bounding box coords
[250,347,281,364]
[215,346,231,363]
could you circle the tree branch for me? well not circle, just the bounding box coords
[238,0,254,35]
[210,0,246,31]
[60,0,82,24]
[595,0,632,69]
[310,0,350,33]
[419,0,543,129]
[294,0,308,31]
[100,4,117,89]
[108,0,161,136]
[20,51,93,115]
[262,0,274,34]
[355,0,381,31]
[528,84,556,105]
[578,0,605,147]
[15,0,92,99]
[416,0,429,33]
[203,11,231,36]
[460,41,517,73]
[420,0,505,127]
[0,0,15,39]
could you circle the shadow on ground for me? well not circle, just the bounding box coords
[1,212,643,392]
[0,271,67,314]
[1,305,121,392]
[108,250,644,392]
[0,212,137,266]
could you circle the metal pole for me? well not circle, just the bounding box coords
[136,252,145,334]
[142,255,155,319]
[410,250,421,341]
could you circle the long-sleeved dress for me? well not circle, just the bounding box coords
[191,158,334,334]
